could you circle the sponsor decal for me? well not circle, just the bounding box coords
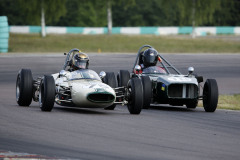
[82,84,110,89]
[161,84,165,91]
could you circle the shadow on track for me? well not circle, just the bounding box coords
[148,105,202,112]
[54,106,114,115]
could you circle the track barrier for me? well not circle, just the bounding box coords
[9,26,240,35]
[0,16,9,53]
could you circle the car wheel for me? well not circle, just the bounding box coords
[16,69,33,106]
[103,72,117,88]
[39,75,55,112]
[103,72,117,110]
[127,78,143,114]
[118,70,130,87]
[203,79,218,112]
[186,99,198,109]
[141,76,152,109]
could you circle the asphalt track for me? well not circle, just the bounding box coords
[0,53,240,160]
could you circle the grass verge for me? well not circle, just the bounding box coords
[217,94,240,110]
[8,34,240,53]
[198,94,240,110]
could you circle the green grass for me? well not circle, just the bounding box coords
[198,94,240,110]
[8,34,240,53]
[217,94,240,110]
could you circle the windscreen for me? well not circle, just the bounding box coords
[142,66,167,74]
[70,69,101,81]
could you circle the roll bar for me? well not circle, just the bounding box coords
[63,48,80,70]
[132,45,181,75]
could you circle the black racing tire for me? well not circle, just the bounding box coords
[39,75,55,112]
[16,69,33,106]
[141,76,152,109]
[118,70,130,87]
[103,72,117,88]
[186,99,198,109]
[127,78,143,114]
[203,79,218,112]
[103,72,117,110]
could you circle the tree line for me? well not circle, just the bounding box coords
[1,0,239,27]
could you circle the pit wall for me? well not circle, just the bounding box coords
[9,26,240,36]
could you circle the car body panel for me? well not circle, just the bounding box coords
[53,69,116,108]
[144,73,199,105]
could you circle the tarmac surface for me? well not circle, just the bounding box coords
[0,53,240,159]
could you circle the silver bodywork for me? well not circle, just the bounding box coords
[52,69,116,108]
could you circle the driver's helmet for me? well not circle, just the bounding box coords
[142,48,158,67]
[71,52,89,70]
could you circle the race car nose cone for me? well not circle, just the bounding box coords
[87,93,115,103]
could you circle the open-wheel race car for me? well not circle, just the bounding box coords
[16,48,142,114]
[117,45,219,112]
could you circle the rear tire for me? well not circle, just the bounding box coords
[141,76,152,109]
[102,72,117,88]
[127,78,143,114]
[16,69,33,106]
[39,75,55,112]
[118,70,130,87]
[103,72,117,110]
[203,79,218,112]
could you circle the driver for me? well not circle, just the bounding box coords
[70,51,89,71]
[135,48,163,74]
[140,48,160,68]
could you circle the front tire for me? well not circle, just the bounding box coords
[16,69,33,106]
[39,75,55,112]
[141,76,152,109]
[102,72,117,110]
[203,79,218,112]
[127,78,143,114]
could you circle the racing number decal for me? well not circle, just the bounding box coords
[82,83,109,89]
[168,77,191,82]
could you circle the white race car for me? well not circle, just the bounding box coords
[16,48,143,114]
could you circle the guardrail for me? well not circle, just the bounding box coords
[0,16,9,53]
[9,26,240,36]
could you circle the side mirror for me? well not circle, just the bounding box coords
[188,67,194,75]
[99,71,106,79]
[134,65,141,72]
[59,70,67,77]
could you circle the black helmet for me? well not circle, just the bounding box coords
[142,48,158,67]
[72,52,89,70]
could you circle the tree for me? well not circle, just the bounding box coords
[0,0,21,25]
[106,0,135,34]
[18,0,66,37]
[107,0,112,34]
[213,0,240,26]
[55,0,106,27]
[1,0,239,27]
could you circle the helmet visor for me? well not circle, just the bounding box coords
[148,55,157,64]
[75,60,87,69]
